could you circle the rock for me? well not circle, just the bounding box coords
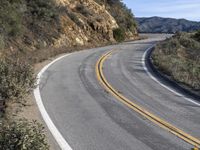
[54,0,119,46]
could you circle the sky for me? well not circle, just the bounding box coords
[123,0,200,21]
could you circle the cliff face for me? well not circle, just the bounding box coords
[0,0,137,58]
[54,0,119,47]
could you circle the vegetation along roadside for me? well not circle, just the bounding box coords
[0,0,138,149]
[152,31,200,96]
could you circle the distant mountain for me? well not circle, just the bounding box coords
[136,17,200,33]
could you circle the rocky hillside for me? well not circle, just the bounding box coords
[136,17,200,33]
[95,0,138,38]
[0,1,138,148]
[0,0,138,61]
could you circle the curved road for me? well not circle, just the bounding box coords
[39,34,200,150]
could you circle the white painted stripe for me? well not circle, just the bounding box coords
[34,54,73,150]
[142,46,200,106]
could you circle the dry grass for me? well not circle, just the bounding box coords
[152,32,200,93]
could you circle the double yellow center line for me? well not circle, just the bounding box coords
[95,50,200,149]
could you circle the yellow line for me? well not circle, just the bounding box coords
[96,50,200,149]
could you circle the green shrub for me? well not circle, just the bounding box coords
[26,0,57,21]
[0,56,35,101]
[68,12,82,26]
[193,30,200,42]
[113,28,126,42]
[0,0,24,37]
[0,119,49,150]
[179,34,200,49]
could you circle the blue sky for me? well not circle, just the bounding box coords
[123,0,200,21]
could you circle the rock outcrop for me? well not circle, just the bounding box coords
[0,0,138,58]
[54,0,119,47]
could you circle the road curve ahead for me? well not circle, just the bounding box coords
[39,34,200,150]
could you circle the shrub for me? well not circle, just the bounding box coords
[0,119,49,150]
[26,0,57,21]
[67,12,82,26]
[193,30,200,42]
[113,28,126,42]
[179,34,200,50]
[0,0,24,37]
[0,56,35,101]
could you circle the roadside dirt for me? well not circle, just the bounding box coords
[6,54,66,150]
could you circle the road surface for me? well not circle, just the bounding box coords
[38,34,200,150]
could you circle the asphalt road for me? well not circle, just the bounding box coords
[39,34,200,150]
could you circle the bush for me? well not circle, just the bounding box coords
[26,0,57,21]
[193,30,200,42]
[152,32,200,91]
[0,56,35,101]
[113,28,126,42]
[179,34,200,49]
[0,0,24,37]
[0,119,49,150]
[67,12,82,26]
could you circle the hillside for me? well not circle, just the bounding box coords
[0,0,138,63]
[95,0,138,38]
[136,17,200,33]
[152,31,200,95]
[0,0,138,148]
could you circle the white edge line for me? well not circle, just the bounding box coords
[34,54,73,150]
[142,46,200,107]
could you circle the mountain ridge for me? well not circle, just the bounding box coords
[136,16,200,33]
